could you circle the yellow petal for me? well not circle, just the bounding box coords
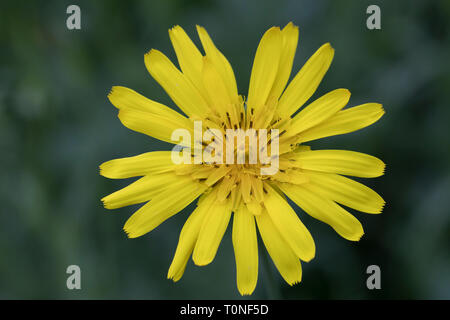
[247,27,282,111]
[251,177,265,204]
[271,169,309,185]
[240,173,252,203]
[168,25,206,98]
[293,145,311,152]
[202,56,232,113]
[167,190,216,281]
[108,86,191,126]
[298,103,385,143]
[279,183,364,241]
[123,179,207,238]
[192,197,232,266]
[278,43,334,117]
[216,175,236,202]
[108,86,193,145]
[196,25,238,102]
[246,200,263,216]
[232,205,258,295]
[101,172,181,209]
[230,184,242,212]
[263,183,315,261]
[268,22,299,101]
[255,210,302,285]
[205,165,232,186]
[99,151,175,179]
[287,88,350,136]
[117,108,193,146]
[293,149,385,178]
[144,49,209,117]
[304,171,385,214]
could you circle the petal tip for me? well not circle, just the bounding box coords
[124,227,140,239]
[167,271,181,282]
[100,196,112,209]
[289,278,302,286]
[192,252,213,266]
[238,289,256,296]
[144,48,160,60]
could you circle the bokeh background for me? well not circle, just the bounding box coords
[0,0,449,299]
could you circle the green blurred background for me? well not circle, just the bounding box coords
[0,0,449,299]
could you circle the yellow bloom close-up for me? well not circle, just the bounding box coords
[100,22,385,295]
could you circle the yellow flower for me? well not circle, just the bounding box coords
[100,23,385,295]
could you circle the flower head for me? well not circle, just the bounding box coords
[100,23,385,295]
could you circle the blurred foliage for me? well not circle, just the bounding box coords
[0,0,449,299]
